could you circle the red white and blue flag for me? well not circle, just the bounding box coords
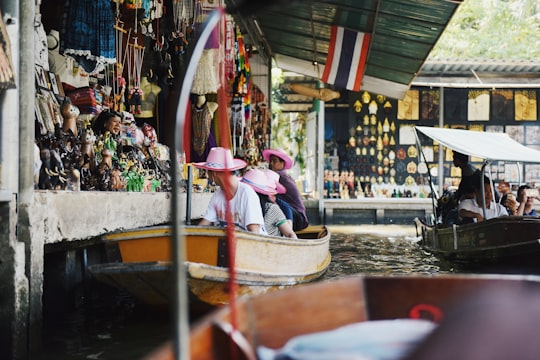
[321,26,371,92]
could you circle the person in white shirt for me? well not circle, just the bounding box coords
[195,147,266,234]
[458,174,508,222]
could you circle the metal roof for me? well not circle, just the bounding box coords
[225,0,462,99]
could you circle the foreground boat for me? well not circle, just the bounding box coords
[413,126,540,266]
[415,216,540,265]
[143,274,540,360]
[88,224,331,306]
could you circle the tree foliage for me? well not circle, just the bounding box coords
[429,0,540,61]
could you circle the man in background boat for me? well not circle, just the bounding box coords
[195,147,267,234]
[452,151,480,202]
[458,173,508,222]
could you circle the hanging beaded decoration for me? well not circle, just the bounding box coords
[127,36,145,114]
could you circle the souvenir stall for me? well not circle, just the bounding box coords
[323,87,540,200]
[34,0,269,193]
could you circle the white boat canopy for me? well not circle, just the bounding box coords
[415,126,540,164]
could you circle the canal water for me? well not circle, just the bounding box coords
[36,225,510,359]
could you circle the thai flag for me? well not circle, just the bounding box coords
[321,26,371,92]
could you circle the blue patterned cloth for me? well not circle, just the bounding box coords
[61,0,116,74]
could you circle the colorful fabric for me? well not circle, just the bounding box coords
[321,26,371,92]
[62,0,116,74]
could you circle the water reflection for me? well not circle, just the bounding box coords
[324,225,449,279]
[40,225,516,359]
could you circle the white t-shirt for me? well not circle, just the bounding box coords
[203,182,266,234]
[458,198,508,220]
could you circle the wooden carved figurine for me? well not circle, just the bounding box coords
[61,99,80,137]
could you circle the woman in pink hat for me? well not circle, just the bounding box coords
[263,149,309,231]
[195,147,266,234]
[241,169,297,239]
[263,168,294,227]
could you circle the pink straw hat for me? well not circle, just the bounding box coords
[193,147,246,171]
[241,169,277,195]
[262,149,294,170]
[263,168,286,194]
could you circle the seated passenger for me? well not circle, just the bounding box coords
[263,168,294,227]
[516,185,538,216]
[497,181,511,200]
[452,151,480,202]
[195,147,266,234]
[500,193,518,216]
[458,173,508,222]
[263,148,309,231]
[241,169,297,239]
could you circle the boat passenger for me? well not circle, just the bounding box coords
[263,148,309,231]
[195,147,266,234]
[241,169,297,239]
[497,181,511,200]
[500,193,518,216]
[458,174,508,222]
[516,185,538,216]
[263,168,294,227]
[452,151,480,202]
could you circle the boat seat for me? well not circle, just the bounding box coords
[211,321,257,360]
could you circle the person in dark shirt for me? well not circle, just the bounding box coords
[263,148,309,231]
[452,151,480,202]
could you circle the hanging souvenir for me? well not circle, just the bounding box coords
[377,151,383,163]
[382,133,390,147]
[127,37,145,114]
[363,114,369,126]
[390,121,396,133]
[396,148,406,160]
[376,136,383,151]
[407,161,417,174]
[353,100,362,112]
[383,117,390,132]
[368,100,378,115]
[362,91,371,104]
[418,162,428,174]
[405,175,415,186]
[383,100,393,114]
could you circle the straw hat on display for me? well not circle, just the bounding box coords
[241,169,277,195]
[263,168,286,194]
[193,147,246,171]
[262,149,294,170]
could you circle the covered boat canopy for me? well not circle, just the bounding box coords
[415,126,540,164]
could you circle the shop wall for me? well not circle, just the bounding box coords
[324,87,540,199]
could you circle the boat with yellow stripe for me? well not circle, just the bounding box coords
[88,224,331,307]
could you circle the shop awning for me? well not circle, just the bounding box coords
[415,126,540,164]
[225,0,462,99]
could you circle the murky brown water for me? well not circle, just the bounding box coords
[36,225,497,359]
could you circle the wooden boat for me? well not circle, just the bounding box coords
[88,225,331,306]
[415,215,540,265]
[413,126,540,266]
[142,274,540,360]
